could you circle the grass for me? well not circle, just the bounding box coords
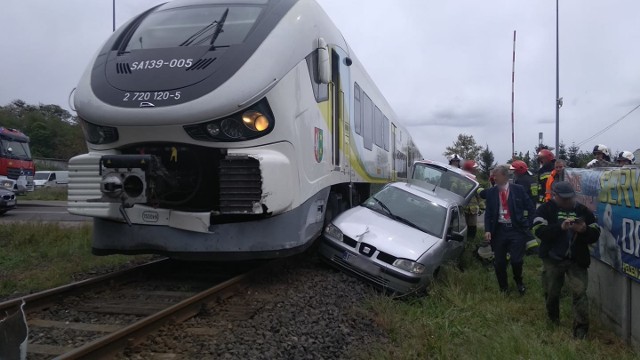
[359,232,637,360]
[21,186,67,201]
[0,222,150,298]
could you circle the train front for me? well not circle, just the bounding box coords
[70,0,326,260]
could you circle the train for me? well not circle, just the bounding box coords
[69,0,423,260]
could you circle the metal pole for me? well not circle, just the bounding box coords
[555,0,560,154]
[112,0,116,32]
[511,30,516,160]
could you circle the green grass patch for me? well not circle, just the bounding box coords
[21,187,68,201]
[0,222,149,298]
[360,233,636,359]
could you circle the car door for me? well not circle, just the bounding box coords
[445,206,465,261]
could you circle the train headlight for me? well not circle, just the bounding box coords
[183,98,274,142]
[242,111,270,132]
[205,123,221,136]
[81,119,119,145]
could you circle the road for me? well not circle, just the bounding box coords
[0,200,90,224]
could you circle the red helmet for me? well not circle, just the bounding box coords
[462,160,478,171]
[509,160,528,175]
[537,149,555,162]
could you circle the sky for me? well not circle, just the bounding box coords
[1,0,639,163]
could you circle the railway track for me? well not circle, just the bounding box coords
[0,258,271,359]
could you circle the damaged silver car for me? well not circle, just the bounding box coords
[320,162,479,294]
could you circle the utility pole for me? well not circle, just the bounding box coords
[112,0,116,32]
[555,0,561,154]
[511,30,517,160]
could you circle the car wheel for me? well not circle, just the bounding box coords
[0,210,6,216]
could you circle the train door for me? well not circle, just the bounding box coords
[330,47,351,174]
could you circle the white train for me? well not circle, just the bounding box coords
[69,0,423,260]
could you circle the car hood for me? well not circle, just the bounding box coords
[332,206,441,261]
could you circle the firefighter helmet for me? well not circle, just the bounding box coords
[448,154,462,166]
[592,144,610,157]
[617,151,635,164]
[537,149,555,162]
[509,160,529,175]
[462,160,478,171]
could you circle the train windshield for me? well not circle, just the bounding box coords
[0,137,32,160]
[124,5,263,51]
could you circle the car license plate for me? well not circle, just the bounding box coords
[342,251,380,275]
[6,200,15,206]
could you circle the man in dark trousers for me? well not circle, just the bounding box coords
[484,164,536,295]
[532,181,600,339]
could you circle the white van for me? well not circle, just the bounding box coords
[34,171,69,188]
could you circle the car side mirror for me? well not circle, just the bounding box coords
[447,232,465,242]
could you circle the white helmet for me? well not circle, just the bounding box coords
[592,144,610,157]
[617,151,635,164]
[448,154,462,163]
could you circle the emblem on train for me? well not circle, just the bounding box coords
[142,211,159,223]
[314,127,324,163]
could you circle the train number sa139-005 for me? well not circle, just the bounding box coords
[123,91,182,102]
[131,59,193,70]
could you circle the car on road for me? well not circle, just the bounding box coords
[320,165,479,295]
[0,187,17,215]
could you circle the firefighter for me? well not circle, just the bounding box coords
[462,160,485,240]
[509,160,539,254]
[536,149,555,203]
[545,159,566,202]
[532,181,601,339]
[448,154,462,168]
[615,151,635,166]
[586,144,613,168]
[509,160,538,204]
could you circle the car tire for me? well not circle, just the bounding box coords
[0,210,6,216]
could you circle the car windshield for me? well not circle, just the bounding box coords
[412,163,475,199]
[124,5,263,51]
[362,185,447,237]
[0,138,32,160]
[34,173,50,180]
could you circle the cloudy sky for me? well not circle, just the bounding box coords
[1,0,639,162]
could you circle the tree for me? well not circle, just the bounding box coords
[0,100,86,159]
[443,134,483,161]
[557,141,567,160]
[567,143,580,167]
[478,145,496,180]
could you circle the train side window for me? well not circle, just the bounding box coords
[354,83,362,135]
[383,115,389,151]
[374,106,383,148]
[305,53,329,102]
[362,92,373,150]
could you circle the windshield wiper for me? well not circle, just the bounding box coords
[393,215,424,232]
[180,20,220,46]
[371,196,394,217]
[208,8,228,50]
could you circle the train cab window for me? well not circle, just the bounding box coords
[354,83,362,135]
[362,92,373,150]
[306,53,329,102]
[383,115,389,151]
[374,106,383,148]
[124,5,264,51]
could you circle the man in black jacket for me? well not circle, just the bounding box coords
[484,165,536,295]
[532,181,601,339]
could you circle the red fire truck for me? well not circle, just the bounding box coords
[0,127,35,194]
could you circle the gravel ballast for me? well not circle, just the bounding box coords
[122,255,389,359]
